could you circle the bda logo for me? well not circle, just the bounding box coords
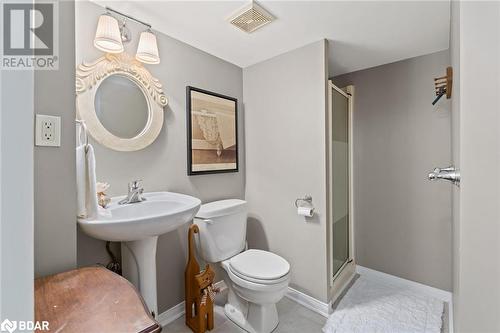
[0,319,17,333]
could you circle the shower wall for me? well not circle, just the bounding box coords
[333,50,452,291]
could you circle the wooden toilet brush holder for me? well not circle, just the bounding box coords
[185,224,217,333]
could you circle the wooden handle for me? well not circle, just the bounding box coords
[188,224,199,259]
[185,224,215,333]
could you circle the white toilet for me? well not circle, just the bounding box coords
[194,199,290,333]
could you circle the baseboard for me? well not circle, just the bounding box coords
[285,287,331,318]
[356,265,454,332]
[157,280,227,327]
[157,281,330,327]
[157,301,185,327]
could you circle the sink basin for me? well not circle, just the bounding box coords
[77,191,201,317]
[78,191,201,242]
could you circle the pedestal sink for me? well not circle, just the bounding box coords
[78,192,201,316]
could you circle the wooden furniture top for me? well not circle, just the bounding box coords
[35,266,161,333]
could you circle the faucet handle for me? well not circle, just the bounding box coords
[129,179,143,191]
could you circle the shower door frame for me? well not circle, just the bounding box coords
[327,82,356,303]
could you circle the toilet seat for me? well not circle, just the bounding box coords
[229,266,290,285]
[222,259,290,294]
[228,250,290,285]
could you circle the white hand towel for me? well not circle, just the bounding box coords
[76,123,84,146]
[76,144,99,219]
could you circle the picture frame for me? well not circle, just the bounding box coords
[186,86,239,175]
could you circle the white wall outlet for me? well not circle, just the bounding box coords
[35,114,61,147]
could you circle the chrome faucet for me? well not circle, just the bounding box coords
[428,166,461,186]
[118,180,146,205]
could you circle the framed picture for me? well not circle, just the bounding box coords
[186,86,238,175]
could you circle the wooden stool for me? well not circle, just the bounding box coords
[35,266,161,333]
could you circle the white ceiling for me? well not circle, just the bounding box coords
[93,1,450,76]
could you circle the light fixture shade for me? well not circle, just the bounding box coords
[94,14,123,53]
[136,30,160,64]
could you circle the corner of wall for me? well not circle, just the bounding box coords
[34,0,77,277]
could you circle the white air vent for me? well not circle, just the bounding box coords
[228,2,275,33]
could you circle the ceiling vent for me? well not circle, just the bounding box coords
[228,2,275,33]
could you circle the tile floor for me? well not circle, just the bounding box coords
[163,273,449,333]
[163,295,326,333]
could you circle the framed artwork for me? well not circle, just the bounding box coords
[186,86,238,175]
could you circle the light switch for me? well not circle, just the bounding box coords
[35,114,61,147]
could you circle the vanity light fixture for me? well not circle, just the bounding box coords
[118,19,132,44]
[136,29,160,64]
[94,7,161,64]
[94,13,123,53]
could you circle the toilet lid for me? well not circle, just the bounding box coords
[229,249,290,281]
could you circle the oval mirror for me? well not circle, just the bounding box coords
[76,53,168,152]
[94,75,149,139]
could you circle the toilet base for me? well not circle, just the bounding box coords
[224,288,279,333]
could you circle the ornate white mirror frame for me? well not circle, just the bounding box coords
[76,53,168,151]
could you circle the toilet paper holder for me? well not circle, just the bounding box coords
[295,195,313,208]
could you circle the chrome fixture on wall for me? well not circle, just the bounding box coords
[94,7,160,64]
[295,195,313,208]
[428,166,460,186]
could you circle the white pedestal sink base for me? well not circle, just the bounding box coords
[78,192,201,318]
[121,236,158,317]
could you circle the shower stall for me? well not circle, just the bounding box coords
[328,81,356,301]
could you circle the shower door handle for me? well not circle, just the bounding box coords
[428,166,460,186]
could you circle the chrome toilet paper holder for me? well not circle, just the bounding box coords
[295,195,313,208]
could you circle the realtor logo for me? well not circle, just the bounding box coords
[0,319,16,333]
[1,1,58,69]
[3,3,53,55]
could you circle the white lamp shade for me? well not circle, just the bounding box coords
[136,30,160,64]
[94,14,123,53]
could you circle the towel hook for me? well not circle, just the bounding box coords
[432,66,452,105]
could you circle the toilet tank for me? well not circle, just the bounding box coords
[193,199,247,263]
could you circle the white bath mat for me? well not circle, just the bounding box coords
[323,275,444,333]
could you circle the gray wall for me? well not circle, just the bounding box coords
[243,40,330,302]
[454,2,500,331]
[0,44,35,322]
[34,0,77,278]
[75,1,244,312]
[334,50,452,291]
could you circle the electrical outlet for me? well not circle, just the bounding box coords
[35,114,61,147]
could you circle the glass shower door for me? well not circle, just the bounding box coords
[331,85,349,278]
